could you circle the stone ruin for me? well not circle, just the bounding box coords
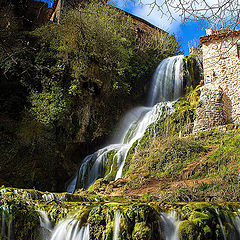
[193,28,240,132]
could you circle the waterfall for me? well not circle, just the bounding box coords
[214,209,240,240]
[67,55,186,193]
[147,55,185,106]
[38,211,90,240]
[232,215,240,239]
[160,212,180,240]
[1,211,14,240]
[1,211,6,240]
[38,211,52,240]
[113,211,121,240]
[215,209,227,240]
[50,219,89,240]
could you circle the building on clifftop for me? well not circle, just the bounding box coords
[193,28,240,132]
[49,0,164,36]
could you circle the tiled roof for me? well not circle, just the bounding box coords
[200,29,240,44]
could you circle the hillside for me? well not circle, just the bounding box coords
[89,124,240,202]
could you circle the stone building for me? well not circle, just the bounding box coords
[49,0,164,36]
[193,28,240,132]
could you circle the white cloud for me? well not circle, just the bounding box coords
[132,3,179,32]
[111,0,240,33]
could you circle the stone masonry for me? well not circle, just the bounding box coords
[193,83,232,132]
[193,28,240,132]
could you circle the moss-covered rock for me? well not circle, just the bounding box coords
[178,220,199,240]
[0,196,40,240]
[185,54,203,89]
[1,187,240,240]
[132,222,151,240]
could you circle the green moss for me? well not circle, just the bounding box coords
[122,140,138,176]
[177,202,240,239]
[184,54,202,89]
[203,225,212,236]
[1,187,240,239]
[0,197,40,240]
[132,222,151,240]
[103,150,118,181]
[121,84,201,180]
[178,220,199,240]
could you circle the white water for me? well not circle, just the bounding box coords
[1,211,14,240]
[160,212,180,240]
[1,211,6,239]
[215,209,227,240]
[50,219,89,240]
[39,210,52,240]
[147,55,185,106]
[67,55,186,193]
[38,211,90,240]
[113,211,121,240]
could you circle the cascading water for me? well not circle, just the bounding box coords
[215,209,227,240]
[39,210,52,240]
[214,208,240,240]
[232,215,240,239]
[1,210,14,240]
[160,212,180,240]
[1,211,6,239]
[38,209,90,240]
[147,55,185,106]
[48,219,89,240]
[113,211,121,240]
[67,55,186,193]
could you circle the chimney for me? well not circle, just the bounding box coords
[206,28,213,36]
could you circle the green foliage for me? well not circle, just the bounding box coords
[30,84,68,125]
[185,54,202,90]
[29,1,181,124]
[33,2,135,95]
[0,0,181,191]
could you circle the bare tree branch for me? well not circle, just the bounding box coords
[131,0,240,30]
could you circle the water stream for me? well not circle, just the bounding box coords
[160,212,180,240]
[49,219,89,240]
[113,211,121,240]
[215,208,227,240]
[67,55,186,193]
[36,206,240,240]
[39,210,52,240]
[1,211,14,240]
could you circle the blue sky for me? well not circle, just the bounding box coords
[38,0,207,54]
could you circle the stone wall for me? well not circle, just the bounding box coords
[116,8,164,35]
[193,83,232,132]
[194,30,240,132]
[201,33,240,124]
